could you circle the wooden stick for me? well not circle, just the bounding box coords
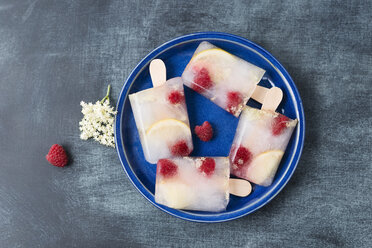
[229,178,252,197]
[251,85,268,104]
[261,87,283,111]
[149,59,166,87]
[251,85,283,110]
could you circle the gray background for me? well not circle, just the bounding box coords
[0,0,371,247]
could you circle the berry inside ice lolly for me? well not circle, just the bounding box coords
[229,88,298,186]
[155,157,253,212]
[155,157,230,212]
[129,60,193,164]
[182,41,266,117]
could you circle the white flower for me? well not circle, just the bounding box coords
[79,85,117,148]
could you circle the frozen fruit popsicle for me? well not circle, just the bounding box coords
[129,69,193,163]
[229,89,298,186]
[182,41,266,117]
[155,157,230,212]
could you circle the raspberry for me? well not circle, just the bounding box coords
[167,90,184,104]
[272,114,290,136]
[194,121,213,142]
[158,159,178,178]
[192,67,213,93]
[170,140,191,156]
[231,146,252,169]
[46,144,68,167]
[226,91,243,116]
[198,158,216,176]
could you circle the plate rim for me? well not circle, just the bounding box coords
[115,32,305,223]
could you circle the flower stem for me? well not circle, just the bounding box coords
[100,85,111,104]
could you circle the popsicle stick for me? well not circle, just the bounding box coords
[229,178,252,197]
[251,85,269,103]
[261,87,283,111]
[149,59,166,87]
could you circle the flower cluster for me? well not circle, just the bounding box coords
[79,85,116,148]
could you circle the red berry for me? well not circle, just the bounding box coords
[231,146,252,169]
[170,140,191,156]
[272,114,290,136]
[158,159,178,178]
[192,67,213,93]
[198,158,216,176]
[226,91,243,116]
[46,144,68,167]
[167,90,184,104]
[194,121,213,142]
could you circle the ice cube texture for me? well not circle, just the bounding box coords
[155,157,230,212]
[182,41,266,117]
[129,77,193,164]
[229,106,297,186]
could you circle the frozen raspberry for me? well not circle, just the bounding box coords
[158,159,178,178]
[170,140,191,156]
[272,114,290,136]
[226,91,243,116]
[231,146,252,169]
[198,158,216,176]
[167,90,184,104]
[46,144,68,167]
[192,67,213,93]
[194,121,213,142]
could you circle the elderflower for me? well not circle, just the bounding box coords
[79,85,116,148]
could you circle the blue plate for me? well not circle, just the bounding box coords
[115,32,305,223]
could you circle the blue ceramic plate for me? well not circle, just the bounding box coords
[115,32,305,223]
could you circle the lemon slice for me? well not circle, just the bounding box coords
[246,150,284,187]
[146,119,190,138]
[190,48,237,83]
[191,48,236,63]
[156,181,193,209]
[144,119,191,163]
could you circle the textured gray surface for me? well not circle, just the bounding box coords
[0,0,371,247]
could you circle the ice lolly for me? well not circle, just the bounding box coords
[229,90,298,186]
[129,76,193,164]
[155,157,230,212]
[182,41,266,117]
